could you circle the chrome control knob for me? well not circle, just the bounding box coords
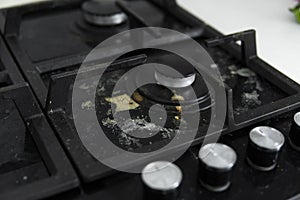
[246,126,285,171]
[141,161,182,200]
[289,112,300,151]
[198,143,237,192]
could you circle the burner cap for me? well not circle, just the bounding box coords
[154,54,196,88]
[82,0,128,26]
[132,69,212,112]
[136,73,211,107]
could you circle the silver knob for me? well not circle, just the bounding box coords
[198,143,237,192]
[246,126,285,171]
[289,112,300,151]
[141,161,182,199]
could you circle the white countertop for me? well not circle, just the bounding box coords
[178,0,300,83]
[0,0,49,9]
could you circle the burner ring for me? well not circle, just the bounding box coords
[82,0,128,26]
[83,12,127,26]
[128,66,213,113]
[154,70,196,88]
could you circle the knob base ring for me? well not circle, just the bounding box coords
[289,137,300,152]
[199,179,231,192]
[246,157,276,171]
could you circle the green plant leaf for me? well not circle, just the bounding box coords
[290,5,300,23]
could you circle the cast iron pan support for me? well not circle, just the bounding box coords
[205,30,257,66]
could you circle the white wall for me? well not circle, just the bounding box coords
[178,0,300,83]
[0,0,49,9]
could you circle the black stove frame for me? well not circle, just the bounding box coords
[1,0,300,199]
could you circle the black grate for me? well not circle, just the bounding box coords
[0,84,79,199]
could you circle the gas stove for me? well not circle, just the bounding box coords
[1,0,300,200]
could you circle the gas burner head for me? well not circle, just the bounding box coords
[74,0,130,46]
[82,0,128,26]
[154,54,196,88]
[154,71,196,89]
[135,74,212,113]
[129,54,213,113]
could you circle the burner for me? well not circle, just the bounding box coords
[82,0,128,26]
[73,0,129,45]
[154,54,196,88]
[132,54,213,112]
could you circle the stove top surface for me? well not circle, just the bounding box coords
[0,1,300,200]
